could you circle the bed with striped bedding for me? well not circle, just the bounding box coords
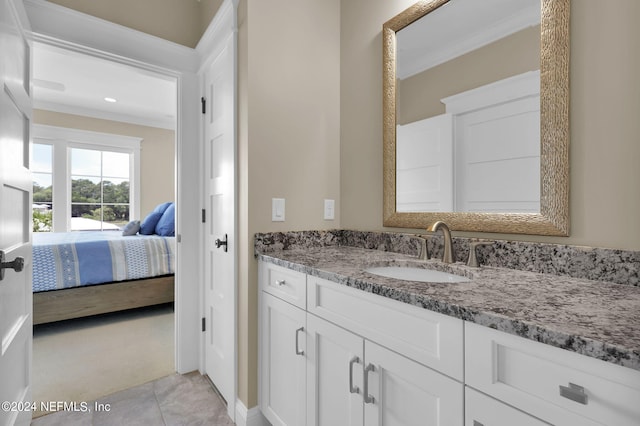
[32,231,176,324]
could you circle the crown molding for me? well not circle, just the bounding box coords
[34,101,176,131]
[23,0,200,74]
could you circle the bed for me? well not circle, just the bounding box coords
[32,230,176,324]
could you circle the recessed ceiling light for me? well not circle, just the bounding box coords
[104,97,117,103]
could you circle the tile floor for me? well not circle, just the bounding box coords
[31,372,235,426]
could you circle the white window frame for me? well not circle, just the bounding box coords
[33,124,141,232]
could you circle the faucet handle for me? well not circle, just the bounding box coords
[467,241,493,267]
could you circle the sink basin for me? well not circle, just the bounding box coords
[364,266,471,283]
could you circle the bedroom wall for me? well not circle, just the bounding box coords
[33,109,176,218]
[340,0,640,251]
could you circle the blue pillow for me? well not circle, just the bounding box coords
[122,220,140,236]
[140,211,164,235]
[155,203,175,236]
[152,202,172,215]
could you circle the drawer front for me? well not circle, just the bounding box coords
[465,387,548,426]
[260,262,306,309]
[308,275,463,381]
[465,322,640,426]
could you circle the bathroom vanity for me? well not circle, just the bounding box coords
[256,231,640,426]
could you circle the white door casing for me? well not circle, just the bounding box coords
[201,20,236,418]
[0,0,33,425]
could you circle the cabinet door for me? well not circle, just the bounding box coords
[465,387,549,426]
[363,341,463,426]
[260,293,306,426]
[306,314,364,426]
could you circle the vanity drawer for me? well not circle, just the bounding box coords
[465,387,548,426]
[307,275,463,381]
[465,322,640,426]
[260,262,306,309]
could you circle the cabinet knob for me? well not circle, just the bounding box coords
[559,383,588,405]
[275,279,286,286]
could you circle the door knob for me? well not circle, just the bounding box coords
[215,234,228,252]
[0,250,24,281]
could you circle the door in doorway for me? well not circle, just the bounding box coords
[0,0,33,425]
[203,34,236,417]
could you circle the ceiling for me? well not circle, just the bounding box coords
[32,42,177,130]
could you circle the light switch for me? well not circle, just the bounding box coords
[272,198,285,222]
[324,199,335,220]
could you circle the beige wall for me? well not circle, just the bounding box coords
[341,0,640,251]
[46,0,222,47]
[398,26,540,124]
[33,110,176,217]
[238,0,341,408]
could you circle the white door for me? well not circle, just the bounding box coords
[396,114,453,212]
[0,0,33,425]
[202,34,236,416]
[306,314,364,426]
[364,340,463,426]
[260,293,306,426]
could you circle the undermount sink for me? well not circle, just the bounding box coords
[364,266,471,283]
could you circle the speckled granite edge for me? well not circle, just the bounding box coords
[254,230,640,286]
[257,251,640,371]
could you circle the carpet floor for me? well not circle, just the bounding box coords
[32,304,175,417]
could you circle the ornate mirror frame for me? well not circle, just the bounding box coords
[383,0,570,235]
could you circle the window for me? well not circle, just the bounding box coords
[32,125,141,232]
[32,143,53,232]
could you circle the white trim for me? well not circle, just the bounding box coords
[196,0,235,73]
[441,70,540,115]
[23,0,199,73]
[234,400,269,426]
[26,2,204,376]
[34,100,176,130]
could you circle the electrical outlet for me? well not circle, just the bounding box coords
[272,198,285,222]
[324,199,335,220]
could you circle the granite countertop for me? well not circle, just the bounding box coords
[256,245,640,371]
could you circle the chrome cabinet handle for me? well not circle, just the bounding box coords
[275,279,286,286]
[559,383,588,405]
[363,363,375,404]
[0,251,24,281]
[349,356,360,394]
[295,327,305,356]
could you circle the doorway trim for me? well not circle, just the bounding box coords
[24,0,203,374]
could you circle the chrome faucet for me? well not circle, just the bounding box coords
[428,221,454,263]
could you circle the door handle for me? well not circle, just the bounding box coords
[349,356,360,394]
[214,234,228,252]
[295,326,305,356]
[363,363,375,404]
[0,251,24,281]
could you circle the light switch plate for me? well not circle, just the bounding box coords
[324,199,335,220]
[272,198,285,222]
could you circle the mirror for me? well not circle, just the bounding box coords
[383,0,569,235]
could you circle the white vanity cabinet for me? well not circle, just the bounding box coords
[259,261,464,426]
[465,322,640,426]
[259,263,307,426]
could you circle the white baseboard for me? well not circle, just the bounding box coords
[235,399,269,426]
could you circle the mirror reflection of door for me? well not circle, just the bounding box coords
[395,0,541,214]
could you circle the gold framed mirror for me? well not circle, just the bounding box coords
[383,0,569,235]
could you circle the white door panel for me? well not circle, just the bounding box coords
[0,0,33,425]
[202,34,235,418]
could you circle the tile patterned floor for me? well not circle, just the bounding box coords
[31,372,235,425]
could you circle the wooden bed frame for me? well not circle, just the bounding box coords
[33,275,175,325]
